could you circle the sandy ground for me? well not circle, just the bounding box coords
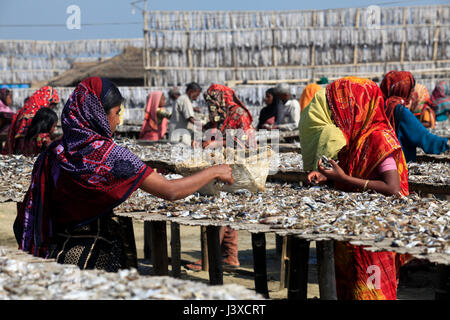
[0,202,437,299]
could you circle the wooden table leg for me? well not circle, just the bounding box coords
[206,226,223,285]
[275,234,283,256]
[117,216,138,269]
[287,238,310,300]
[150,221,168,276]
[316,240,337,300]
[170,222,181,278]
[279,235,291,290]
[144,221,152,260]
[201,226,209,271]
[252,232,270,298]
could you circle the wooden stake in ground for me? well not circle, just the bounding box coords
[251,232,270,298]
[206,226,223,285]
[170,222,181,278]
[117,216,138,269]
[144,221,152,260]
[150,221,168,276]
[316,240,337,300]
[201,226,209,271]
[287,237,310,300]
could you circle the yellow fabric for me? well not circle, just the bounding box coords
[422,109,431,122]
[299,83,322,112]
[298,88,347,171]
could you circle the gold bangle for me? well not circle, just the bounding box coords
[363,179,370,191]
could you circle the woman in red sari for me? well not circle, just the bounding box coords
[4,86,60,155]
[139,91,170,141]
[300,76,408,299]
[14,77,234,271]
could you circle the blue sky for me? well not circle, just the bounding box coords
[1,0,448,40]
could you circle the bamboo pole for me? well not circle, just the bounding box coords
[271,13,277,67]
[400,7,408,65]
[143,9,150,87]
[353,8,360,65]
[432,7,442,64]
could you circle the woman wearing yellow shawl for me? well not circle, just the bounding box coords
[299,77,409,300]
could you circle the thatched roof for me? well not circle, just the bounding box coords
[48,47,144,87]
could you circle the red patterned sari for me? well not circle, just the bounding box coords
[4,86,59,155]
[203,84,255,148]
[326,77,409,300]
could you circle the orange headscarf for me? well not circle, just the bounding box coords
[326,76,409,196]
[299,83,322,112]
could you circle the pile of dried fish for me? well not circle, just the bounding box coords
[416,148,450,157]
[0,247,264,300]
[0,155,35,202]
[117,182,449,255]
[408,162,450,185]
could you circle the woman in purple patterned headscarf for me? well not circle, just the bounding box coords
[14,77,233,272]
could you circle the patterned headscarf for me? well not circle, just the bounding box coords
[380,71,415,130]
[326,76,409,196]
[407,83,435,128]
[4,86,59,154]
[15,77,151,257]
[204,84,252,125]
[430,81,450,117]
[204,84,254,148]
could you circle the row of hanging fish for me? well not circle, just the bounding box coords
[117,181,449,255]
[146,6,448,30]
[0,247,263,300]
[144,26,449,50]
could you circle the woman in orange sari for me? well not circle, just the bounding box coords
[139,91,170,141]
[300,77,408,300]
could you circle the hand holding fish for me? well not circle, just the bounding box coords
[317,158,347,183]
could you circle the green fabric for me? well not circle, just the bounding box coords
[298,88,347,171]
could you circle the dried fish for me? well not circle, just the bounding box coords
[118,182,449,255]
[0,247,264,300]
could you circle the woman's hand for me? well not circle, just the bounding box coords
[317,158,347,183]
[211,164,234,185]
[307,171,327,185]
